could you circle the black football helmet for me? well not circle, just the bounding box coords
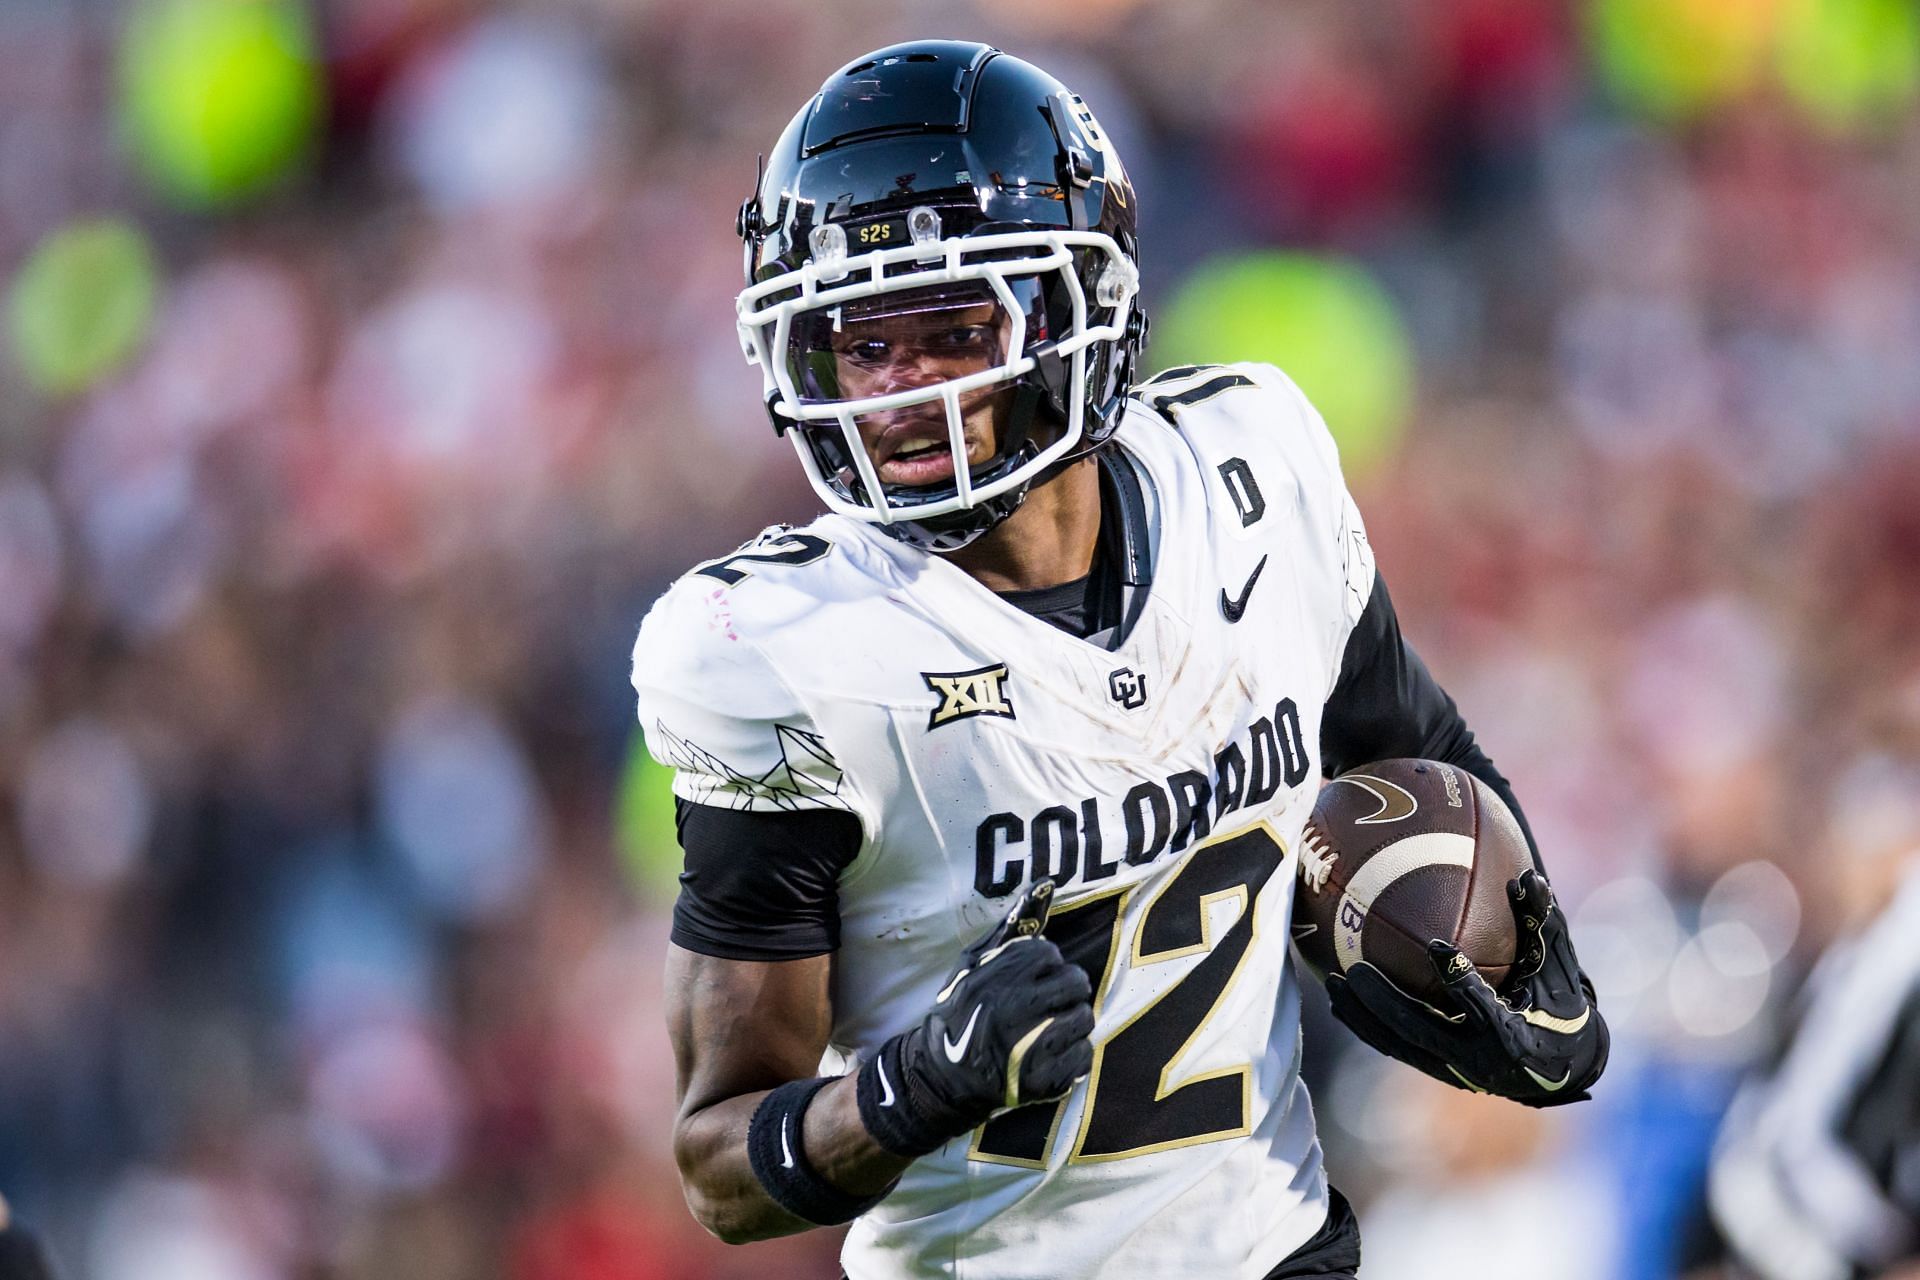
[736,41,1146,551]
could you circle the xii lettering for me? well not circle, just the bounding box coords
[924,663,1017,729]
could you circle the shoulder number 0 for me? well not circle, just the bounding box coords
[970,824,1288,1167]
[692,533,832,586]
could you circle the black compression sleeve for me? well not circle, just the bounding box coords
[670,800,862,960]
[1320,574,1542,869]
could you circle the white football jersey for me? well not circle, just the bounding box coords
[631,363,1378,1280]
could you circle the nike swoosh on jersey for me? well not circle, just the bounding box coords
[943,1005,983,1063]
[1291,923,1318,938]
[877,1057,897,1107]
[1219,554,1269,623]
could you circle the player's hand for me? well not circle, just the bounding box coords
[858,879,1095,1157]
[1325,869,1608,1107]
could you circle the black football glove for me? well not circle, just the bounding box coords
[858,879,1096,1157]
[1325,869,1608,1107]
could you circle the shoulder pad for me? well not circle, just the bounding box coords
[631,525,858,813]
[1131,361,1373,626]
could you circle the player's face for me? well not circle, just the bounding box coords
[780,276,1040,494]
[827,299,1015,487]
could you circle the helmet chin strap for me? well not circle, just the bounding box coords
[1017,304,1144,485]
[879,492,1024,553]
[992,380,1048,464]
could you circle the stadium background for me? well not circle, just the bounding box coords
[4,0,1920,1276]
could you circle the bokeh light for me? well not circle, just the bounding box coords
[1589,0,1920,130]
[1588,0,1783,122]
[1775,0,1920,132]
[1151,251,1414,480]
[6,218,158,397]
[117,0,323,207]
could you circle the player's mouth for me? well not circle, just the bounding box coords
[880,440,957,484]
[876,423,962,485]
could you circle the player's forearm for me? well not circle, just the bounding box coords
[675,1075,909,1244]
[804,1071,916,1193]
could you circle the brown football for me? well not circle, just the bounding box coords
[1292,758,1532,1005]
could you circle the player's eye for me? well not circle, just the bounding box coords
[842,339,892,365]
[932,325,995,355]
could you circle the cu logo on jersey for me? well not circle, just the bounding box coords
[925,663,1016,730]
[1107,667,1148,711]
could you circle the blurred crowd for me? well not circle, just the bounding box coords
[3,0,1920,1277]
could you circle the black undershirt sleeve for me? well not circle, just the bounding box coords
[669,799,862,961]
[1319,573,1543,871]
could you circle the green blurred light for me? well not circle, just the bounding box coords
[616,734,684,907]
[1776,0,1920,132]
[1151,251,1413,481]
[7,218,159,397]
[1589,0,1779,122]
[118,0,323,208]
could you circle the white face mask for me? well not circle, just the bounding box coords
[736,221,1138,527]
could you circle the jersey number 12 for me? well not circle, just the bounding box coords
[970,823,1288,1166]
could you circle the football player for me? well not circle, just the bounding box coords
[633,41,1608,1279]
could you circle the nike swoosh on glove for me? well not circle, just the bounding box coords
[858,879,1096,1157]
[1325,869,1609,1107]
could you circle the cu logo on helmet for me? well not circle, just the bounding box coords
[1107,667,1148,710]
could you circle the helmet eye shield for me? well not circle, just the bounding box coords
[787,279,1039,405]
